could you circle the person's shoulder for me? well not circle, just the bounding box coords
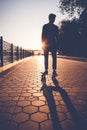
[43,23,49,27]
[43,24,49,30]
[53,24,58,28]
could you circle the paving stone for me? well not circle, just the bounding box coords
[58,112,67,121]
[39,96,46,101]
[8,92,20,97]
[61,119,78,130]
[19,121,38,130]
[13,106,22,113]
[40,105,50,113]
[56,105,69,113]
[32,100,45,106]
[41,120,53,130]
[17,100,30,107]
[21,92,31,97]
[3,100,16,107]
[12,112,29,123]
[6,106,15,114]
[31,112,47,122]
[23,106,38,114]
[33,92,43,97]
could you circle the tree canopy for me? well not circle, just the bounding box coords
[59,0,87,20]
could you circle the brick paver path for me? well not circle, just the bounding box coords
[0,55,87,130]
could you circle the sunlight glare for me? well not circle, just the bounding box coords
[37,55,44,66]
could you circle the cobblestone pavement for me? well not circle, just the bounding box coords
[0,55,87,130]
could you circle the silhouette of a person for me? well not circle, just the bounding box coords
[42,13,59,75]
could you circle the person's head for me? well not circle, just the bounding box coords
[48,13,56,24]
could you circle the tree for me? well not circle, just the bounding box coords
[58,0,87,57]
[60,20,80,56]
[78,7,87,56]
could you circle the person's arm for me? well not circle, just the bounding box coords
[55,27,60,50]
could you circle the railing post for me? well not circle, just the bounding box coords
[11,43,13,63]
[0,36,3,66]
[23,49,25,58]
[16,46,19,61]
[20,47,22,59]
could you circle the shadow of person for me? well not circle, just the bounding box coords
[51,76,87,130]
[40,73,63,130]
[41,73,87,130]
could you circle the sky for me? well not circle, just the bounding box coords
[0,0,66,50]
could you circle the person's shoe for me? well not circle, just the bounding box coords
[53,70,57,76]
[44,69,48,75]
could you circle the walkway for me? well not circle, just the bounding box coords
[0,55,87,130]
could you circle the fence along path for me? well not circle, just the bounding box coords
[0,36,33,66]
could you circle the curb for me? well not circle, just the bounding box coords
[58,55,87,62]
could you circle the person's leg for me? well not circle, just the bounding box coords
[52,50,56,70]
[44,50,48,74]
[52,50,57,75]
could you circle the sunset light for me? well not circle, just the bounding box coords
[0,0,80,50]
[0,0,64,50]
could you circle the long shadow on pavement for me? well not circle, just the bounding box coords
[40,73,63,130]
[41,73,87,130]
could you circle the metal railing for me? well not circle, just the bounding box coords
[0,36,33,66]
